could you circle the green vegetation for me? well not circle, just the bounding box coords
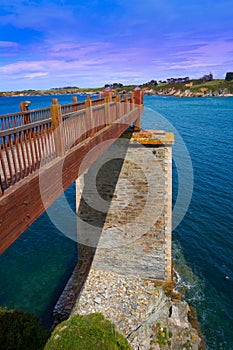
[149,322,173,349]
[156,324,172,348]
[0,307,49,350]
[45,313,131,350]
[189,79,233,93]
[225,72,233,81]
[153,81,187,91]
[1,75,233,97]
[150,79,233,95]
[0,87,101,97]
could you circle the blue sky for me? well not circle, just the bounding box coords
[0,0,233,90]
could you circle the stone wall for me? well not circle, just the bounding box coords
[55,129,174,319]
[90,134,173,282]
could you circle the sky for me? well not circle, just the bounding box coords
[0,0,233,91]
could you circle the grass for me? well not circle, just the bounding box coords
[153,79,233,94]
[190,79,233,93]
[45,313,131,350]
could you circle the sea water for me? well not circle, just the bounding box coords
[0,94,232,349]
[143,96,233,350]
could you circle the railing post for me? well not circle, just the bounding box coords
[116,94,121,119]
[103,87,112,125]
[85,98,94,137]
[124,93,129,114]
[103,87,112,102]
[72,96,78,111]
[98,92,102,100]
[134,87,143,131]
[50,98,65,156]
[112,90,116,101]
[130,92,135,111]
[134,86,143,105]
[104,96,110,126]
[20,101,31,124]
[72,96,78,103]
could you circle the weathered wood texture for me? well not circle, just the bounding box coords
[0,109,140,253]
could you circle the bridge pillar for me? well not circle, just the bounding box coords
[54,130,174,322]
[88,130,174,282]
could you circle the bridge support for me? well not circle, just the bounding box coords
[54,129,174,322]
[88,130,174,282]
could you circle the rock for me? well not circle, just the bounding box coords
[94,297,102,304]
[73,269,203,350]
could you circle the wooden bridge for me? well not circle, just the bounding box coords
[0,90,143,253]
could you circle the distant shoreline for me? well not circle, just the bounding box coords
[1,78,233,98]
[144,91,233,98]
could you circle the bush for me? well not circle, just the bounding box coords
[225,72,233,81]
[0,307,49,350]
[45,313,131,350]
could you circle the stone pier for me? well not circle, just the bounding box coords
[54,129,203,349]
[77,130,174,282]
[54,129,174,320]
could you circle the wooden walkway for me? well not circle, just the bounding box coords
[0,91,143,253]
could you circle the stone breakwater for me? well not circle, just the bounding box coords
[72,268,203,350]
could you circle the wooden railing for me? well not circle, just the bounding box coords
[0,107,51,130]
[0,97,104,131]
[0,91,143,196]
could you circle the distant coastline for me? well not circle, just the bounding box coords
[143,78,233,98]
[1,78,233,98]
[143,88,233,98]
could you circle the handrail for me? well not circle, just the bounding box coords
[0,98,105,131]
[0,118,52,137]
[0,93,143,195]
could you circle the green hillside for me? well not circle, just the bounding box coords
[153,79,233,94]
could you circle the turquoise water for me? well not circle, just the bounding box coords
[0,94,84,327]
[143,96,233,350]
[0,95,233,349]
[0,93,91,114]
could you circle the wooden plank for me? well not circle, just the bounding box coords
[0,110,139,253]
